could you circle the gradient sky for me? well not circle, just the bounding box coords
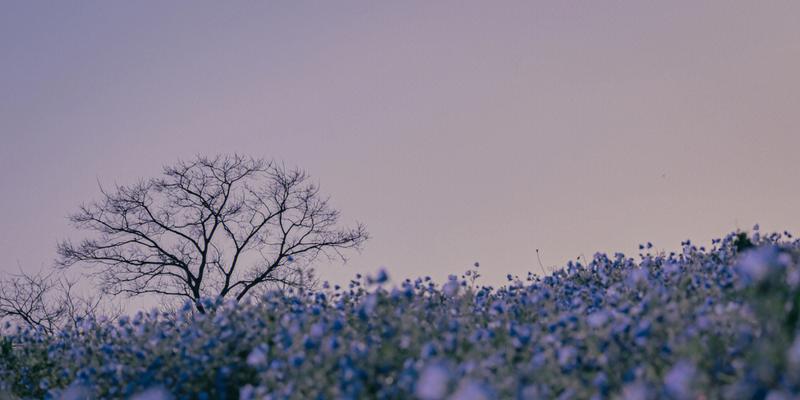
[2,1,799,293]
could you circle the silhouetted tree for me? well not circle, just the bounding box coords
[0,270,109,334]
[57,155,367,311]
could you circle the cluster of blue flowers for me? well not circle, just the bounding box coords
[2,228,800,399]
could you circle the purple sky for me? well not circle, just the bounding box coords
[2,2,800,291]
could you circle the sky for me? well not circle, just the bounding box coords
[1,1,799,298]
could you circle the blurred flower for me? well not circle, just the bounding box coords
[586,312,608,328]
[57,383,91,400]
[736,246,781,283]
[239,385,255,400]
[2,231,799,399]
[664,361,695,400]
[621,382,649,400]
[449,380,491,400]
[246,344,269,367]
[416,364,450,400]
[375,268,389,284]
[443,280,459,297]
[131,387,173,400]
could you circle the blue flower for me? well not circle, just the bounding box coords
[246,344,269,367]
[416,364,450,400]
[375,268,389,284]
[664,361,696,399]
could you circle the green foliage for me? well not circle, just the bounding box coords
[734,232,754,252]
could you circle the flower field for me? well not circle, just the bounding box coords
[2,228,800,399]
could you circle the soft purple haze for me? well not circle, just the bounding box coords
[2,2,799,293]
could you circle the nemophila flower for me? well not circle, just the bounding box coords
[56,383,91,400]
[302,335,318,350]
[246,344,269,367]
[375,268,389,284]
[621,382,649,400]
[416,364,450,400]
[289,353,305,367]
[765,391,795,400]
[325,335,341,352]
[626,268,648,286]
[557,345,577,370]
[200,297,215,311]
[662,261,681,276]
[239,385,255,400]
[443,280,460,297]
[420,342,438,359]
[634,319,652,344]
[331,318,345,332]
[450,380,492,400]
[3,230,800,399]
[586,311,608,328]
[131,387,173,400]
[592,372,609,392]
[736,246,783,284]
[664,361,696,400]
[309,322,325,338]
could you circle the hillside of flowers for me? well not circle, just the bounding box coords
[2,228,800,399]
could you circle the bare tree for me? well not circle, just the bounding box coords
[58,277,119,330]
[0,271,63,334]
[0,270,109,334]
[57,154,368,311]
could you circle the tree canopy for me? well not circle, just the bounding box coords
[57,155,367,310]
